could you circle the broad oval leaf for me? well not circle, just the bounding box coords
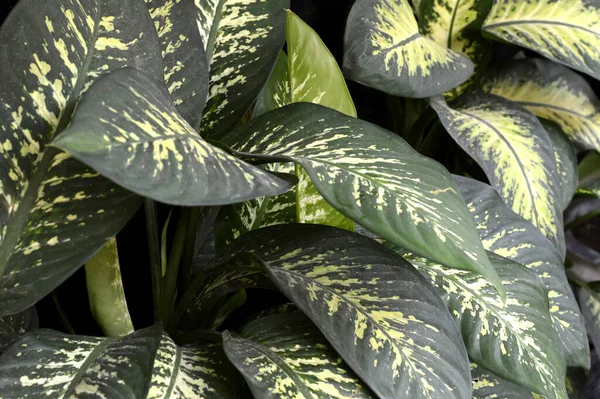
[431,93,565,256]
[482,0,600,80]
[471,364,535,399]
[196,0,288,137]
[400,249,567,399]
[343,0,474,98]
[221,224,471,399]
[0,0,164,316]
[479,58,600,153]
[145,0,209,129]
[53,68,293,206]
[543,120,578,210]
[223,311,377,399]
[0,307,37,354]
[221,102,504,294]
[455,176,588,369]
[0,324,238,398]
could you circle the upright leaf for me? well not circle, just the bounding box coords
[223,311,377,399]
[343,0,474,98]
[195,0,288,137]
[145,0,209,128]
[0,0,164,316]
[221,224,471,399]
[455,176,588,369]
[482,0,600,80]
[221,103,504,294]
[0,325,238,398]
[0,307,37,353]
[543,120,578,210]
[471,364,535,399]
[479,58,600,153]
[54,68,293,206]
[431,93,565,255]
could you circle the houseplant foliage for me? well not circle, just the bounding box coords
[2,0,600,397]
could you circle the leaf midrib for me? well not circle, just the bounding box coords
[62,338,113,396]
[205,0,228,63]
[484,19,600,37]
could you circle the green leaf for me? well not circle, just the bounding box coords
[478,58,600,153]
[543,120,578,210]
[455,176,588,369]
[53,68,294,206]
[145,0,209,129]
[0,307,37,354]
[343,0,474,98]
[221,224,471,399]
[221,102,504,295]
[196,0,289,137]
[471,364,535,399]
[482,0,600,81]
[0,324,238,398]
[400,249,567,399]
[223,311,377,399]
[579,282,600,353]
[84,237,134,338]
[254,52,291,118]
[431,93,565,256]
[0,0,164,316]
[580,178,600,199]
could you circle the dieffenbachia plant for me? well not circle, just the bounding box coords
[0,0,599,397]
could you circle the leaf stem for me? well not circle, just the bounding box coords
[144,199,162,323]
[51,291,75,334]
[178,207,201,295]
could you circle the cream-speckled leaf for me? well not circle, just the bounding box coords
[343,0,474,98]
[221,102,504,295]
[85,237,134,338]
[145,0,209,128]
[196,0,288,137]
[479,58,600,153]
[579,282,600,354]
[0,307,38,354]
[0,0,164,316]
[482,0,600,80]
[471,364,535,399]
[54,68,293,206]
[254,51,290,117]
[221,224,471,399]
[223,311,377,399]
[400,249,567,399]
[455,176,588,369]
[431,93,565,256]
[543,120,578,210]
[0,324,238,398]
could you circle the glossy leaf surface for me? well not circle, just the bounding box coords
[54,68,293,206]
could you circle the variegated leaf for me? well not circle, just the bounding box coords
[54,68,293,206]
[471,364,535,399]
[431,93,565,256]
[85,237,134,337]
[400,249,567,399]
[0,0,163,316]
[145,0,209,129]
[479,58,600,153]
[0,324,238,398]
[543,120,578,210]
[253,51,290,117]
[0,307,37,354]
[221,224,471,399]
[221,102,504,294]
[579,282,600,353]
[482,0,600,80]
[343,0,474,98]
[455,176,588,369]
[224,311,377,399]
[196,0,288,137]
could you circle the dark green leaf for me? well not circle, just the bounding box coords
[0,307,38,353]
[471,363,534,399]
[579,282,600,353]
[543,120,578,210]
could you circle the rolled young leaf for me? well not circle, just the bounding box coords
[482,0,600,80]
[343,0,474,98]
[220,102,504,296]
[431,93,565,256]
[220,224,471,399]
[53,68,294,206]
[0,0,163,316]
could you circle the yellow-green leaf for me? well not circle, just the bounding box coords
[431,93,565,256]
[343,0,474,97]
[482,0,600,80]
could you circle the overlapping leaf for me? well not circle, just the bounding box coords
[431,93,565,255]
[479,59,600,152]
[221,224,471,399]
[343,0,474,98]
[579,282,600,353]
[471,364,535,399]
[145,0,209,128]
[0,307,37,353]
[223,311,377,399]
[54,68,293,206]
[400,249,567,399]
[0,324,238,398]
[221,102,503,293]
[543,120,578,210]
[482,0,600,80]
[0,0,164,316]
[455,176,588,369]
[195,0,288,137]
